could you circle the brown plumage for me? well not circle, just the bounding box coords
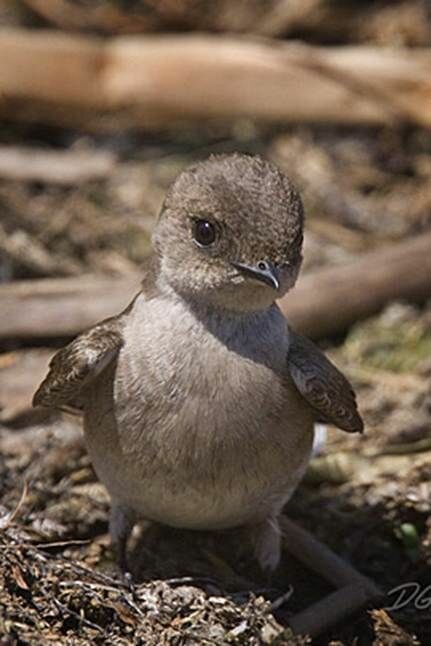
[288,331,363,433]
[33,153,363,572]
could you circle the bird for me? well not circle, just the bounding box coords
[33,153,363,574]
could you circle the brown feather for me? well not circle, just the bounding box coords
[287,331,364,433]
[31,154,362,574]
[32,316,125,412]
[33,257,159,412]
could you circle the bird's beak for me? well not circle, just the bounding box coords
[231,260,280,291]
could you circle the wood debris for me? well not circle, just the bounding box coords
[1,30,431,130]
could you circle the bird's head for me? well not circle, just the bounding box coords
[153,153,304,312]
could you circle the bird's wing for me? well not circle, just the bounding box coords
[33,256,158,413]
[32,315,125,413]
[287,331,364,433]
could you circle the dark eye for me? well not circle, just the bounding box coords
[193,219,216,247]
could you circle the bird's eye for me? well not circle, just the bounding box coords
[193,219,216,247]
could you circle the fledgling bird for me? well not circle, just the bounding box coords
[33,154,363,573]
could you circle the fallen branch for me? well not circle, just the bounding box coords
[282,517,381,637]
[0,275,140,341]
[281,229,431,339]
[0,145,116,184]
[1,231,431,342]
[1,29,430,129]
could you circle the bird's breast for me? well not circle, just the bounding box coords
[85,294,314,528]
[115,295,292,442]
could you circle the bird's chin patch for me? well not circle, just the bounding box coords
[207,264,301,312]
[208,280,278,313]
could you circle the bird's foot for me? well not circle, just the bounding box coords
[249,515,282,575]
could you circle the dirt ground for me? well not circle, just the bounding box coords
[0,119,430,644]
[1,2,431,643]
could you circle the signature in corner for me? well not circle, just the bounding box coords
[385,582,431,612]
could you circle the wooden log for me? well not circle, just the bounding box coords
[1,231,431,342]
[281,230,431,339]
[0,275,140,341]
[0,29,430,129]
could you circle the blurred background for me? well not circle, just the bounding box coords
[0,1,430,644]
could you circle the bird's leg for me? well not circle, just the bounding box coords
[109,503,136,573]
[249,515,282,574]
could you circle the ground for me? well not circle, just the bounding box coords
[1,301,430,644]
[1,114,430,644]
